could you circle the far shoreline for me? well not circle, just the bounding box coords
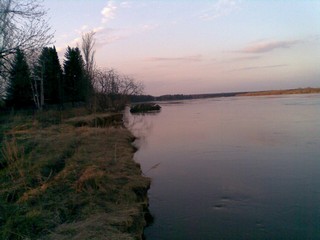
[132,87,320,103]
[235,87,320,97]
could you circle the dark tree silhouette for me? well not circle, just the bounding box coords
[33,46,63,107]
[63,47,87,104]
[6,49,33,108]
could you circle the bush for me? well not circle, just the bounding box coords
[130,103,161,113]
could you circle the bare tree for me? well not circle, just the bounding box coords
[81,31,96,107]
[93,68,144,111]
[120,75,144,96]
[0,0,53,97]
[81,31,96,82]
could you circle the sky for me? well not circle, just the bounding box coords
[44,0,320,96]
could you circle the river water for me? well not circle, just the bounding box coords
[125,94,320,240]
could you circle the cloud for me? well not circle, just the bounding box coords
[75,25,89,34]
[101,1,117,23]
[96,33,127,47]
[229,64,288,72]
[94,27,135,47]
[200,0,241,20]
[232,56,261,61]
[70,37,82,47]
[58,0,157,52]
[241,40,301,53]
[92,26,105,33]
[94,23,159,48]
[146,55,203,62]
[224,55,261,62]
[141,24,159,32]
[120,1,131,8]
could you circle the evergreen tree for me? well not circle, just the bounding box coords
[34,47,63,106]
[63,47,87,104]
[6,49,34,109]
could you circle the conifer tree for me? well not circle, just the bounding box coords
[63,47,87,104]
[33,46,63,106]
[6,49,34,108]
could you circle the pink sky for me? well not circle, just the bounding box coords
[45,0,320,96]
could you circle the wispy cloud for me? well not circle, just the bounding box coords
[241,40,301,53]
[101,1,117,23]
[94,2,158,47]
[200,0,241,20]
[75,25,90,34]
[232,56,261,61]
[120,1,132,8]
[59,1,158,52]
[229,64,288,72]
[58,27,129,54]
[141,24,159,32]
[146,55,203,62]
[224,55,261,62]
[92,26,105,33]
[95,28,133,47]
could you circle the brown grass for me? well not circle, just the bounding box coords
[0,110,150,240]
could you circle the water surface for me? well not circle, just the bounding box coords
[126,94,320,240]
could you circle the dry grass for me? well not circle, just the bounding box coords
[64,113,123,128]
[0,110,150,240]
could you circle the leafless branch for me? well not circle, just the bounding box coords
[92,68,144,111]
[0,0,54,97]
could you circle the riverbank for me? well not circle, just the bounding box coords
[0,109,150,239]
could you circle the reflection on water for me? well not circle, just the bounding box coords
[125,94,320,240]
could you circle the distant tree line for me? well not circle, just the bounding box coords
[130,92,246,103]
[137,89,320,102]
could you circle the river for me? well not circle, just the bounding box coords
[125,94,320,240]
